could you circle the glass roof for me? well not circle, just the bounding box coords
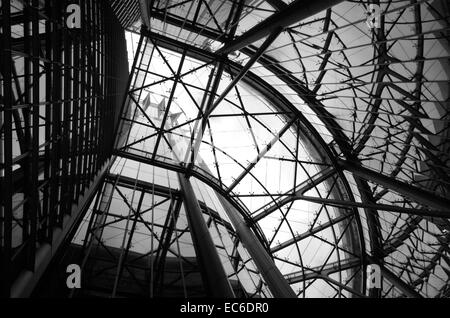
[106,0,450,298]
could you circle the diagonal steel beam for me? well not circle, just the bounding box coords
[217,195,297,297]
[265,0,288,10]
[338,159,450,212]
[155,199,183,295]
[217,0,344,54]
[253,166,336,221]
[138,0,151,27]
[186,28,282,171]
[293,196,449,218]
[272,213,353,253]
[185,61,224,169]
[210,28,283,114]
[152,49,187,160]
[227,115,297,193]
[177,173,235,297]
[10,160,110,297]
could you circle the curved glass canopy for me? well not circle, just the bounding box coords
[1,0,448,300]
[92,0,450,298]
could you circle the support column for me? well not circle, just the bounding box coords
[177,174,235,298]
[217,197,297,298]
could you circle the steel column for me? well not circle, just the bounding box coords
[186,62,225,171]
[217,196,297,298]
[177,173,235,297]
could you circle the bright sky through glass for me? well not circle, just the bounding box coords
[122,29,362,297]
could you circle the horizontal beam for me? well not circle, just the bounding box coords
[217,0,344,54]
[252,191,447,224]
[291,195,449,218]
[284,258,361,284]
[149,8,227,41]
[105,173,181,198]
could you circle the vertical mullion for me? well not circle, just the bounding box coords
[42,0,52,241]
[49,0,62,233]
[69,18,80,208]
[82,0,92,192]
[112,191,145,297]
[151,48,187,160]
[54,0,63,226]
[26,0,41,271]
[86,0,95,184]
[103,5,112,156]
[62,0,72,215]
[23,0,32,261]
[95,1,103,167]
[135,45,154,102]
[112,32,146,150]
[77,0,86,199]
[99,2,106,161]
[1,0,13,298]
[98,1,104,166]
[103,3,109,159]
[92,0,100,174]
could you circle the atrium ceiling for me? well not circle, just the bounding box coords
[1,0,449,298]
[105,0,450,297]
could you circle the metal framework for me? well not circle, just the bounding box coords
[0,0,128,297]
[66,164,274,297]
[115,0,450,298]
[112,25,367,297]
[1,0,450,298]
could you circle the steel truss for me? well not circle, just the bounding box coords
[114,0,450,298]
[1,0,449,299]
[114,26,366,297]
[0,0,128,297]
[69,168,274,298]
